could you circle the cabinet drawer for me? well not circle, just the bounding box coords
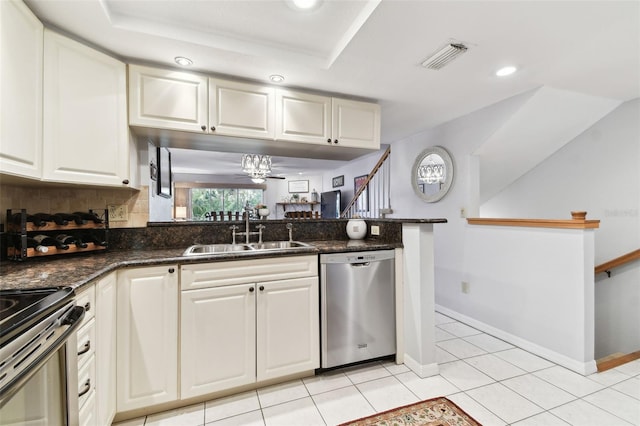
[76,284,95,327]
[78,389,96,426]
[181,255,317,290]
[76,317,95,368]
[78,353,95,409]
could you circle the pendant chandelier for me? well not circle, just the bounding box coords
[241,154,272,183]
[418,162,445,184]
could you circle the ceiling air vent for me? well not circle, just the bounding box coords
[421,43,468,70]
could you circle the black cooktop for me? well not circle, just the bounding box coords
[0,287,74,346]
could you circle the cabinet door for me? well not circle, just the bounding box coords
[117,265,178,412]
[209,78,275,139]
[95,272,117,426]
[275,89,331,145]
[180,284,256,398]
[129,65,208,133]
[42,30,129,186]
[256,277,319,381]
[331,98,381,149]
[0,0,43,179]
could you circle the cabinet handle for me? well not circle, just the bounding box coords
[210,126,216,131]
[326,138,332,144]
[333,139,339,144]
[78,340,91,356]
[122,179,129,185]
[84,302,91,312]
[249,287,254,292]
[78,378,91,398]
[168,268,175,273]
[259,285,265,291]
[201,125,206,131]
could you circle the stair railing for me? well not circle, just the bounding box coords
[341,146,392,219]
[595,248,640,277]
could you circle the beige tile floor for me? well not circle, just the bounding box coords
[114,312,640,425]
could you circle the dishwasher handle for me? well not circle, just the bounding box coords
[350,262,371,268]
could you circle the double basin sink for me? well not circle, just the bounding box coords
[183,241,312,256]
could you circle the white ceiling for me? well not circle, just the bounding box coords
[25,0,640,176]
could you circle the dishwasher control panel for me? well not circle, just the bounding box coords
[320,249,395,264]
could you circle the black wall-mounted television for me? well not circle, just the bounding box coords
[320,190,342,218]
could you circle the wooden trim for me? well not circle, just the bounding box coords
[597,350,640,372]
[466,217,600,229]
[595,249,640,275]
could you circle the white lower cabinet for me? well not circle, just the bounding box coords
[117,265,179,412]
[180,256,319,399]
[180,283,256,398]
[95,272,117,426]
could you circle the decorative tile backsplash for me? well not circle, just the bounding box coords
[0,184,149,228]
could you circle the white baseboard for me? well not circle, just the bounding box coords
[435,304,597,376]
[403,354,439,378]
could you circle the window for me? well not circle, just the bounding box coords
[190,188,263,219]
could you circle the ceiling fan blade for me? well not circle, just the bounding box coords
[266,176,286,179]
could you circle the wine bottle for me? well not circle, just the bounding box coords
[72,234,89,249]
[56,234,85,249]
[33,234,69,250]
[51,213,71,225]
[72,211,103,224]
[81,232,108,247]
[54,213,86,225]
[11,213,47,227]
[23,237,49,253]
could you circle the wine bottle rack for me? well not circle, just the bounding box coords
[6,209,109,261]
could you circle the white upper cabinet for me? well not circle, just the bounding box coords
[332,98,381,149]
[128,64,208,133]
[0,0,43,179]
[209,78,275,139]
[275,90,331,145]
[42,30,129,186]
[276,90,381,150]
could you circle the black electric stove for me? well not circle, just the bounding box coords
[0,287,74,347]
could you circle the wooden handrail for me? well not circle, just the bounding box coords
[341,146,391,217]
[595,249,640,277]
[467,211,600,230]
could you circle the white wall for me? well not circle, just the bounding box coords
[387,92,640,361]
[481,99,640,358]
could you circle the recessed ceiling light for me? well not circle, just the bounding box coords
[269,74,285,83]
[291,0,321,10]
[174,56,193,66]
[496,66,517,77]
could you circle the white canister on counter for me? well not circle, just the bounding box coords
[346,218,367,240]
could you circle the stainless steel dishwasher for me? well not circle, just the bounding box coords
[320,249,396,368]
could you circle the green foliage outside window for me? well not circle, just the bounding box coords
[191,188,263,219]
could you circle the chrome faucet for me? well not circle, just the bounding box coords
[235,206,261,243]
[255,224,265,243]
[229,225,238,244]
[286,223,293,242]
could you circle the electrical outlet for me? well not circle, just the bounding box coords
[108,204,128,221]
[460,207,467,218]
[461,281,470,294]
[371,225,380,236]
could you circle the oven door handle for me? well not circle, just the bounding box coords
[0,305,85,409]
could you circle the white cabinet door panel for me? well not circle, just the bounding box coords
[275,90,331,144]
[96,272,117,426]
[42,30,128,186]
[117,265,178,412]
[332,98,381,149]
[129,65,208,133]
[257,277,319,381]
[181,284,256,398]
[209,78,275,139]
[0,0,43,178]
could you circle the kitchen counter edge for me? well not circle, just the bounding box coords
[0,240,401,292]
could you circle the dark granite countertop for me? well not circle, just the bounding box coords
[0,240,401,292]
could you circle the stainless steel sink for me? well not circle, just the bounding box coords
[249,241,311,250]
[183,241,311,256]
[183,244,253,256]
